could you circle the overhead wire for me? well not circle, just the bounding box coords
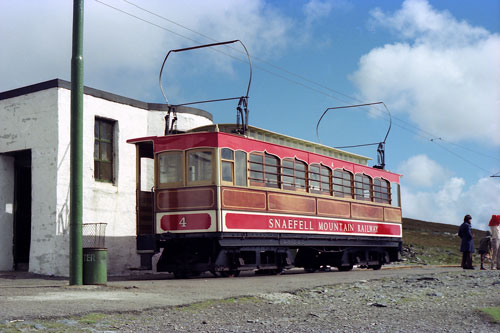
[94,0,498,175]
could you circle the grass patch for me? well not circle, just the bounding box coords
[78,312,108,325]
[402,218,487,265]
[480,307,500,324]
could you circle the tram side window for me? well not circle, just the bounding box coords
[221,148,234,184]
[391,183,401,207]
[235,151,247,186]
[282,158,307,191]
[187,149,214,185]
[221,148,247,186]
[354,174,372,201]
[333,169,353,198]
[373,178,391,204]
[309,164,332,195]
[249,152,279,188]
[158,151,183,187]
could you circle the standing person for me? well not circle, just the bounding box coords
[489,215,500,270]
[458,214,474,269]
[478,231,492,270]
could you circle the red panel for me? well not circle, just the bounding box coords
[153,133,219,152]
[160,213,211,231]
[225,212,401,237]
[156,188,215,211]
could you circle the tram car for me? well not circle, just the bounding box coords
[128,123,402,278]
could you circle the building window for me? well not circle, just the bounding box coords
[354,173,372,201]
[309,164,331,195]
[94,117,115,182]
[249,152,280,188]
[373,178,391,204]
[333,169,353,198]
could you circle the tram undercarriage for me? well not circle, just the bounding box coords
[155,233,402,278]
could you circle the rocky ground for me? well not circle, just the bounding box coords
[2,269,499,332]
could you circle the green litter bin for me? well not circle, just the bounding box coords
[82,223,108,285]
[83,248,107,285]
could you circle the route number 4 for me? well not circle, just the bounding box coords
[179,217,187,228]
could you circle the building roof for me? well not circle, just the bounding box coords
[0,79,213,120]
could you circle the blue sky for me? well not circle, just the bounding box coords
[1,0,499,230]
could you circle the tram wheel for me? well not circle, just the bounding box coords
[369,264,382,270]
[255,268,283,275]
[219,270,240,278]
[337,265,353,272]
[304,267,318,273]
[173,271,189,279]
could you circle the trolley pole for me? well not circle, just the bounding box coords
[69,0,84,285]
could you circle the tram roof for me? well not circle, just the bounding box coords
[189,124,370,166]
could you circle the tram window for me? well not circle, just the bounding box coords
[333,169,353,198]
[309,165,320,192]
[221,148,234,184]
[373,178,391,204]
[283,158,307,191]
[249,153,264,185]
[265,154,280,188]
[158,151,183,187]
[282,159,294,189]
[249,152,279,188]
[391,182,401,207]
[320,166,331,195]
[187,149,214,185]
[310,164,331,195]
[221,161,233,183]
[94,117,115,183]
[221,148,234,160]
[235,151,247,186]
[354,174,372,201]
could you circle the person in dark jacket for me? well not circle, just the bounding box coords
[478,231,492,270]
[458,214,474,269]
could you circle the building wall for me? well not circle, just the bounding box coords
[0,82,213,276]
[0,155,14,270]
[0,88,59,274]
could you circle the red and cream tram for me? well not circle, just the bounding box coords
[128,123,402,278]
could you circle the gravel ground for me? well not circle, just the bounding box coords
[2,269,499,332]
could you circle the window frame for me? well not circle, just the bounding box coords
[220,148,235,186]
[94,117,116,183]
[333,168,354,199]
[281,158,308,192]
[248,152,280,189]
[156,150,185,189]
[354,173,373,201]
[373,177,391,204]
[186,148,215,187]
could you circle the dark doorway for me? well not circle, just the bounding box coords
[12,150,32,271]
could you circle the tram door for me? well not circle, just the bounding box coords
[134,144,155,269]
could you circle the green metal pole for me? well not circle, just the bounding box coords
[70,0,84,285]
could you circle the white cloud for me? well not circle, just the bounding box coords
[402,176,500,230]
[0,0,294,101]
[303,0,334,25]
[351,0,500,145]
[398,154,448,188]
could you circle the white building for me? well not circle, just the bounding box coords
[0,79,212,276]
